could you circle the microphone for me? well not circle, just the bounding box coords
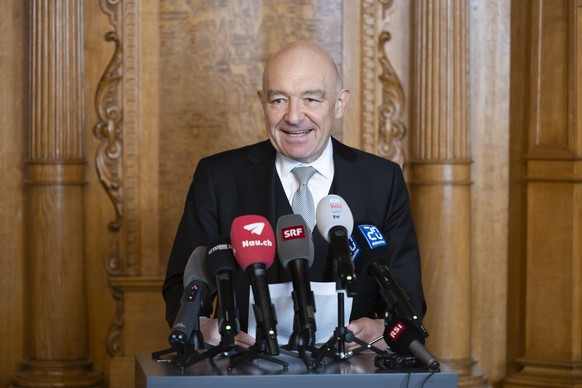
[205,236,240,347]
[383,318,440,371]
[315,194,357,296]
[350,223,439,371]
[350,223,423,323]
[276,214,317,348]
[230,215,279,355]
[169,246,216,350]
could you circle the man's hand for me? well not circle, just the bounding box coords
[346,317,388,352]
[199,317,256,348]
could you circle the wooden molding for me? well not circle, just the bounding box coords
[95,0,142,277]
[360,0,408,168]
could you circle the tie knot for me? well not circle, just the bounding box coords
[291,166,316,185]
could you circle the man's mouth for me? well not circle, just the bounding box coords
[282,128,313,136]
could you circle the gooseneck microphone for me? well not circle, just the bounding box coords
[205,236,240,347]
[316,194,357,296]
[169,246,216,350]
[276,214,317,349]
[350,223,439,371]
[350,223,423,323]
[369,261,421,322]
[230,215,279,355]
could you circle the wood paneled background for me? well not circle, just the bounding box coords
[0,0,580,387]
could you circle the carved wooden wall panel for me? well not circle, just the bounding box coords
[505,0,582,386]
[96,0,141,277]
[93,0,412,283]
[527,0,572,155]
[360,0,409,168]
[156,0,344,259]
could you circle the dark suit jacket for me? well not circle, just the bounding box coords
[163,137,426,332]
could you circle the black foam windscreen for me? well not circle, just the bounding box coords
[206,236,238,275]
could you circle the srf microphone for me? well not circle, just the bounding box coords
[169,246,216,350]
[230,215,279,355]
[383,318,440,371]
[316,194,357,296]
[205,236,240,347]
[350,223,422,323]
[276,213,317,348]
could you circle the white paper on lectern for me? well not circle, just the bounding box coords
[247,281,353,345]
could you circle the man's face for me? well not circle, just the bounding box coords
[258,45,350,163]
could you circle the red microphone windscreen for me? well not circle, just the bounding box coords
[230,215,276,271]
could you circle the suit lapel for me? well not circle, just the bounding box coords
[234,141,291,229]
[330,138,371,223]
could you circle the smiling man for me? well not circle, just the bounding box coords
[163,40,426,352]
[258,41,350,164]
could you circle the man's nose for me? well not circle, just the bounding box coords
[285,99,305,125]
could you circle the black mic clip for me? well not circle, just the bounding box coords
[329,226,358,296]
[374,352,419,370]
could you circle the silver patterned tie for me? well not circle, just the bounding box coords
[291,166,317,230]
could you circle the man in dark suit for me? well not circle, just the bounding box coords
[163,40,425,350]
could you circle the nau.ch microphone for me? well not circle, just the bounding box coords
[230,215,280,355]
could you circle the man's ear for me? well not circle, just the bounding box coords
[334,88,351,119]
[257,89,265,104]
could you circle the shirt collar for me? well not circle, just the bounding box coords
[276,137,334,179]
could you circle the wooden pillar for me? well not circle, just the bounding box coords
[409,1,487,386]
[504,0,582,386]
[12,1,102,387]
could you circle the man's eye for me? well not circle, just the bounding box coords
[306,98,321,103]
[271,98,285,104]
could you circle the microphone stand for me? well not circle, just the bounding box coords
[226,304,288,372]
[311,289,351,363]
[179,316,246,369]
[151,321,206,369]
[281,287,322,370]
[179,337,245,369]
[311,288,386,365]
[282,316,321,370]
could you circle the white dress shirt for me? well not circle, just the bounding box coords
[275,137,334,211]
